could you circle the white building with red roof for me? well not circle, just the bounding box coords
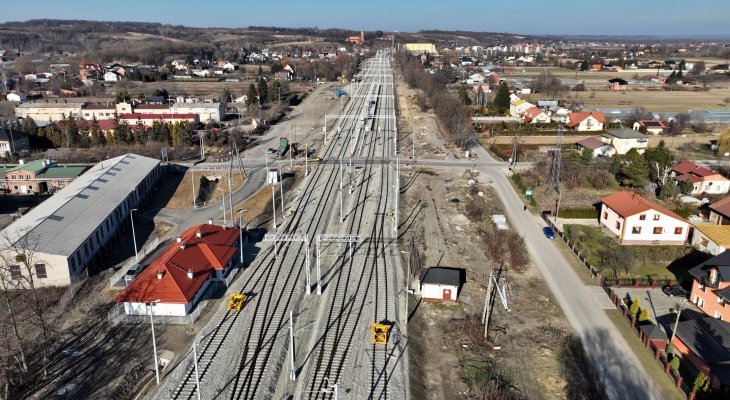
[566,111,606,131]
[671,161,730,196]
[522,106,551,124]
[119,113,199,127]
[600,191,689,245]
[114,223,241,316]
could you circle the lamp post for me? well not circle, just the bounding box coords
[401,250,410,321]
[147,299,161,385]
[670,299,688,344]
[130,208,139,262]
[217,188,226,226]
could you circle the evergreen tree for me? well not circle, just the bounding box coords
[246,83,257,106]
[616,149,650,187]
[257,78,269,105]
[257,64,264,76]
[177,121,192,144]
[493,82,511,115]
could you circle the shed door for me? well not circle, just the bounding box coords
[442,288,452,301]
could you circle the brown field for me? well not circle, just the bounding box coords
[563,88,730,112]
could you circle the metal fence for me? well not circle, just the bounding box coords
[108,237,161,288]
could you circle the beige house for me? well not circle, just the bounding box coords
[15,100,85,124]
[691,224,730,255]
[601,129,649,155]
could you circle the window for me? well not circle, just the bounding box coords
[653,214,660,221]
[701,238,710,247]
[718,295,725,304]
[631,227,642,234]
[653,227,662,234]
[675,227,683,235]
[9,265,21,280]
[715,311,723,320]
[603,211,608,220]
[615,221,621,230]
[10,175,15,179]
[639,214,646,221]
[34,264,47,279]
[698,297,705,308]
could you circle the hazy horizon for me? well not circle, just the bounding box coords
[3,0,730,38]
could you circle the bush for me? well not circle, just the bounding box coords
[638,308,650,322]
[557,208,599,219]
[629,297,641,318]
[669,356,680,372]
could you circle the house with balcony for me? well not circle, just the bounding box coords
[565,111,606,131]
[671,161,730,196]
[601,128,649,155]
[114,223,241,317]
[599,191,689,245]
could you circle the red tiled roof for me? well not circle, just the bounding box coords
[523,106,546,121]
[601,191,687,222]
[671,161,722,179]
[114,224,239,304]
[119,113,197,120]
[710,197,730,217]
[59,119,115,131]
[566,111,606,127]
[134,104,170,110]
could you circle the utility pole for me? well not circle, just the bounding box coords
[289,310,296,381]
[670,300,687,343]
[483,267,494,338]
[304,143,309,177]
[339,158,344,223]
[279,167,285,216]
[228,175,233,227]
[395,154,400,234]
[193,341,201,400]
[191,169,196,208]
[271,184,277,230]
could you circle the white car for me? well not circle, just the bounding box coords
[124,263,144,284]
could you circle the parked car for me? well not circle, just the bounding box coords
[124,263,144,284]
[267,148,276,154]
[662,284,689,298]
[308,156,322,162]
[543,226,556,239]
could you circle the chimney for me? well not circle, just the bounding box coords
[179,242,186,249]
[196,230,202,238]
[176,236,182,243]
[19,159,24,165]
[156,270,163,280]
[187,269,194,279]
[208,219,213,225]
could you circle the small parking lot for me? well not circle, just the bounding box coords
[611,287,700,327]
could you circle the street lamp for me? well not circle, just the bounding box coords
[670,298,689,344]
[217,188,226,226]
[130,208,139,262]
[147,299,161,385]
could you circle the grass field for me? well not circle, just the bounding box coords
[563,225,696,280]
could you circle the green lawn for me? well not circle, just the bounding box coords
[563,225,701,281]
[605,310,685,400]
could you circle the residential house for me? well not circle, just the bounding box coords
[274,71,292,81]
[103,71,121,82]
[633,120,667,136]
[118,113,199,128]
[3,159,88,194]
[0,128,29,157]
[509,99,534,117]
[522,106,551,124]
[465,73,485,84]
[599,191,689,245]
[671,161,730,196]
[575,137,616,158]
[566,111,606,131]
[600,128,649,155]
[692,224,730,255]
[81,104,117,120]
[171,101,224,123]
[607,78,628,90]
[419,267,465,302]
[114,223,241,316]
[709,198,730,225]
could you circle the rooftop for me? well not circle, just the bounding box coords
[119,113,197,120]
[114,223,239,304]
[171,102,222,109]
[672,161,725,183]
[0,154,160,257]
[688,251,730,283]
[710,197,730,217]
[16,101,85,109]
[694,224,730,248]
[576,137,608,150]
[419,267,466,287]
[675,310,730,371]
[600,191,686,221]
[602,128,648,140]
[566,111,606,127]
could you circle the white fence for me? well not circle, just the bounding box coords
[108,237,161,289]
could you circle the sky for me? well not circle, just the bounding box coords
[3,0,730,37]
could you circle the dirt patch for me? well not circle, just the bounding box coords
[164,169,245,210]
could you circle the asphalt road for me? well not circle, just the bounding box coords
[469,144,663,400]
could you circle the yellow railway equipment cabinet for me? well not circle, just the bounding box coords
[227,294,246,311]
[372,323,390,345]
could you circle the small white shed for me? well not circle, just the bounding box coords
[419,267,465,302]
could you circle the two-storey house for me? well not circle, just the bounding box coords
[601,128,649,155]
[599,191,689,245]
[671,161,730,196]
[709,197,730,225]
[565,111,606,131]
